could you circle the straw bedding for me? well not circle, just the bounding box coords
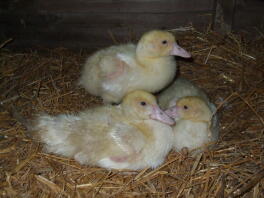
[0,28,263,197]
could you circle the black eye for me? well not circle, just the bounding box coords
[183,105,188,110]
[140,101,146,106]
[162,40,167,45]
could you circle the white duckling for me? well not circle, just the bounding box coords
[79,30,191,103]
[165,96,218,155]
[31,90,175,170]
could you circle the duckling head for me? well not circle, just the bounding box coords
[121,90,175,125]
[165,96,212,122]
[136,30,191,59]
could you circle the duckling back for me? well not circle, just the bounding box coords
[79,44,136,97]
[158,77,209,109]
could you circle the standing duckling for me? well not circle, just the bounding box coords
[31,90,175,170]
[165,96,218,155]
[79,30,191,103]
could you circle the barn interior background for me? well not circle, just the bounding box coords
[1,0,263,50]
[0,0,264,197]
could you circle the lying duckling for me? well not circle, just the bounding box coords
[158,77,219,138]
[79,30,191,103]
[32,90,174,170]
[165,96,218,155]
[158,77,219,155]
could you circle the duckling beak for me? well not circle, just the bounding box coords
[150,105,175,125]
[165,105,179,119]
[170,43,191,58]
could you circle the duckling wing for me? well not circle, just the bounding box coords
[116,53,137,68]
[98,45,136,80]
[98,55,125,80]
[108,122,146,161]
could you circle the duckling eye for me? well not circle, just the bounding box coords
[162,40,168,45]
[140,101,147,106]
[183,105,188,110]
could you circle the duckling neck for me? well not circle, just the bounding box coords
[133,54,176,92]
[136,54,172,68]
[136,55,176,82]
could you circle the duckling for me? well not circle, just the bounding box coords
[165,96,218,155]
[158,77,219,138]
[158,77,219,154]
[31,90,175,170]
[79,30,191,103]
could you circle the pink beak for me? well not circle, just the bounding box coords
[150,105,175,125]
[170,43,191,58]
[164,105,179,119]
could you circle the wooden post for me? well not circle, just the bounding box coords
[213,0,237,33]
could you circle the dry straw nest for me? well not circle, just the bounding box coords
[0,28,263,198]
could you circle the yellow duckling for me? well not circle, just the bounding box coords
[158,77,219,155]
[79,30,191,103]
[158,77,219,139]
[165,96,218,155]
[32,91,175,170]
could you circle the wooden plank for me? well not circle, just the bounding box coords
[5,16,210,44]
[233,6,264,30]
[0,0,215,50]
[0,13,58,26]
[1,11,212,28]
[236,0,264,11]
[6,39,114,51]
[0,0,37,12]
[2,12,211,40]
[1,9,212,50]
[4,11,210,50]
[214,0,236,33]
[232,0,264,30]
[36,0,215,13]
[234,12,264,29]
[214,0,264,32]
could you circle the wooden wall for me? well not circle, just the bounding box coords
[0,0,215,50]
[233,0,264,31]
[214,0,264,33]
[1,0,263,51]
